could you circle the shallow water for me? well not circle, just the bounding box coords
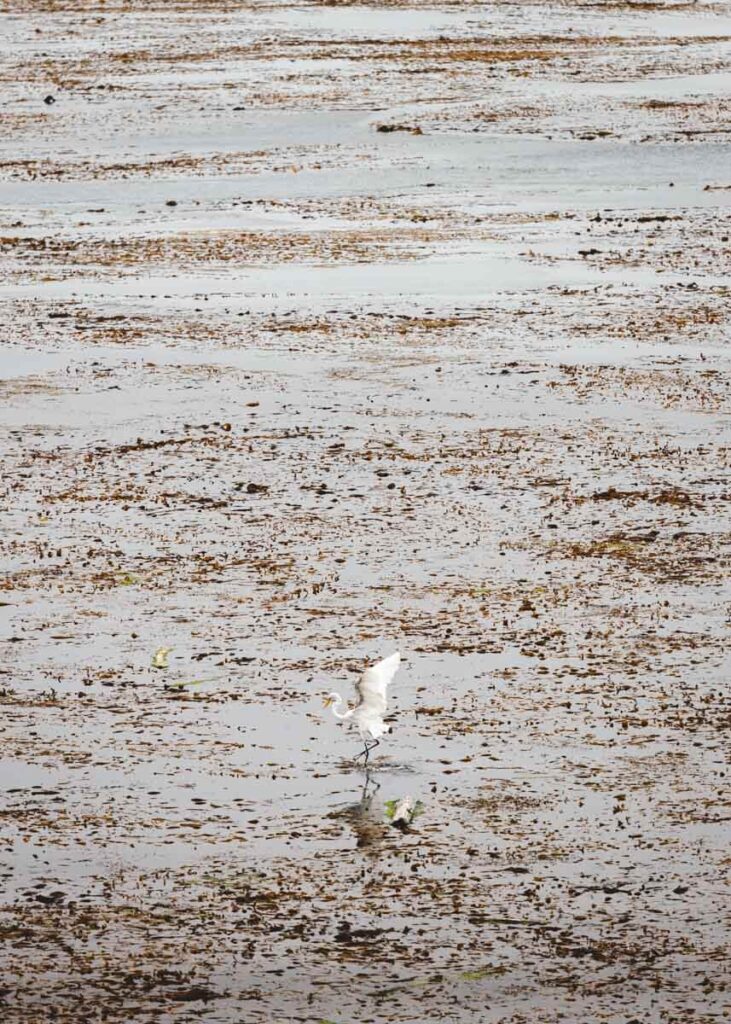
[1,1,730,1022]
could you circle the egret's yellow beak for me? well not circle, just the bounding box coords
[322,696,334,708]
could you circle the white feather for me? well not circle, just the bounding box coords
[354,651,401,715]
[326,651,401,761]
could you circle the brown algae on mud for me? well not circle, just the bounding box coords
[1,0,731,1022]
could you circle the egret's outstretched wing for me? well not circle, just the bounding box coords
[354,652,400,713]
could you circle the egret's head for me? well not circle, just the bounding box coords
[323,692,338,709]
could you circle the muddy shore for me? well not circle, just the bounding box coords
[1,2,730,1022]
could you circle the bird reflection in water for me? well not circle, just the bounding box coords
[333,771,388,855]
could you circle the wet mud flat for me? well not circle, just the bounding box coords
[1,1,730,1022]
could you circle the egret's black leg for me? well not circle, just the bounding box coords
[354,738,381,767]
[354,739,378,765]
[354,741,378,765]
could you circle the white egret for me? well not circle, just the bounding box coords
[323,652,401,765]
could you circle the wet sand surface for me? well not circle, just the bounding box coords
[1,2,730,1022]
